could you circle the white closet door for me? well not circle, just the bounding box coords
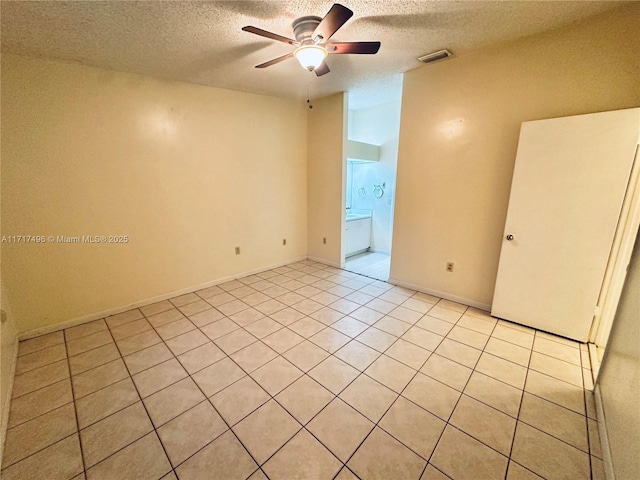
[491,108,640,342]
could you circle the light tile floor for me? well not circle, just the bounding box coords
[2,260,603,480]
[344,252,391,282]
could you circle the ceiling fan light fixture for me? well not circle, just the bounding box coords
[294,44,327,71]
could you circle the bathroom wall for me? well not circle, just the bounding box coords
[391,3,640,308]
[1,54,308,336]
[348,101,402,254]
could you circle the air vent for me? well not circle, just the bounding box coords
[418,49,453,64]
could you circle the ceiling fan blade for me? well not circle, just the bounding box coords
[327,42,381,54]
[255,52,294,69]
[314,62,330,77]
[312,3,353,43]
[242,26,298,46]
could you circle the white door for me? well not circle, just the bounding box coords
[492,108,640,342]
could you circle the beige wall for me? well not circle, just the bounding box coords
[1,54,308,335]
[391,4,640,308]
[307,93,347,266]
[596,229,639,479]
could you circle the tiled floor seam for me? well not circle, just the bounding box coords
[15,342,65,358]
[105,311,144,329]
[526,368,583,390]
[505,340,533,478]
[75,390,137,430]
[516,417,591,454]
[326,332,443,471]
[62,330,87,476]
[531,346,583,367]
[183,362,299,476]
[100,325,176,479]
[505,460,541,479]
[0,431,79,473]
[118,309,304,476]
[9,375,70,402]
[260,357,381,471]
[420,313,513,476]
[5,395,75,430]
[331,465,362,480]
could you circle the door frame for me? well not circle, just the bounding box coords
[591,145,640,347]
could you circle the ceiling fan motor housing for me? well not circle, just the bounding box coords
[293,16,322,44]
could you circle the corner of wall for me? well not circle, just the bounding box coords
[0,288,19,469]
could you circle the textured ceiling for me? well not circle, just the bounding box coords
[0,1,627,109]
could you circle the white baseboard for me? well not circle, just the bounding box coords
[344,248,369,259]
[0,336,19,468]
[19,256,307,340]
[306,256,342,269]
[594,384,615,480]
[369,248,390,255]
[387,277,492,311]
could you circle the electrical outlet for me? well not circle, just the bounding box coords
[323,237,327,244]
[235,247,241,255]
[282,239,287,246]
[446,262,454,272]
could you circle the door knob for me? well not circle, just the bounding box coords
[506,234,514,241]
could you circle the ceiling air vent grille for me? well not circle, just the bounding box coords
[418,49,453,64]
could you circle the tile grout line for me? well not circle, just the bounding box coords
[93,325,176,479]
[0,405,79,472]
[9,373,70,402]
[420,305,488,476]
[138,297,314,480]
[503,323,535,480]
[14,338,66,360]
[4,378,75,430]
[62,329,88,477]
[318,306,457,475]
[421,310,572,478]
[134,303,257,478]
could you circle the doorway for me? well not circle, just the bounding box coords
[342,94,402,281]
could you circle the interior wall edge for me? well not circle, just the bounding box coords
[388,277,492,312]
[594,383,616,480]
[17,255,307,341]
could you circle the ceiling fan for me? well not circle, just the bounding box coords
[242,3,381,76]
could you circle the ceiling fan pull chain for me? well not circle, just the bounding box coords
[307,70,314,109]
